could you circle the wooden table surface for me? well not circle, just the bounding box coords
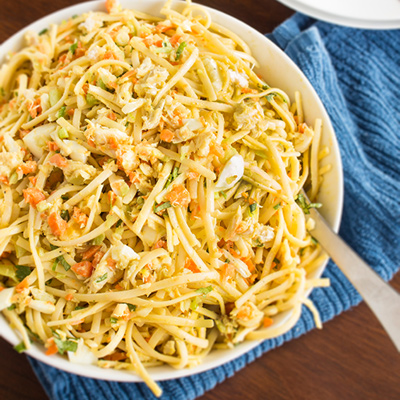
[1,1,399,399]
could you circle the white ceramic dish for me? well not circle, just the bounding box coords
[277,0,400,29]
[0,0,343,383]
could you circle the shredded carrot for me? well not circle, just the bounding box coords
[263,317,274,328]
[209,142,224,158]
[169,34,182,46]
[298,122,308,134]
[15,277,29,293]
[67,108,75,116]
[65,293,74,301]
[187,171,199,180]
[107,111,117,121]
[241,257,256,273]
[49,154,68,169]
[184,258,200,273]
[72,207,88,228]
[92,251,105,268]
[23,188,46,208]
[81,245,101,260]
[47,141,59,152]
[166,184,191,207]
[160,129,175,142]
[72,261,93,278]
[107,258,117,270]
[220,264,235,281]
[155,23,173,33]
[28,176,37,186]
[48,212,68,237]
[17,161,37,175]
[153,239,167,250]
[45,338,58,356]
[105,0,118,13]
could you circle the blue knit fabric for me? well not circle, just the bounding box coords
[29,14,400,400]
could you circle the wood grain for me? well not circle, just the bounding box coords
[0,1,399,400]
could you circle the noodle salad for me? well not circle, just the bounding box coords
[0,0,331,395]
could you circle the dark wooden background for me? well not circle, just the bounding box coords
[1,1,399,399]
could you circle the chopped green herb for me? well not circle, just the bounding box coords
[61,194,69,201]
[86,93,97,107]
[50,244,59,250]
[72,14,78,19]
[220,191,227,199]
[54,337,78,355]
[74,305,87,311]
[266,93,275,102]
[175,41,187,61]
[69,41,78,55]
[98,79,107,90]
[52,260,58,271]
[0,88,4,97]
[196,286,213,295]
[225,258,230,263]
[46,279,53,285]
[60,210,70,222]
[56,106,66,119]
[14,342,27,353]
[273,257,280,265]
[154,201,172,214]
[115,219,123,228]
[296,193,322,215]
[93,233,105,245]
[190,296,201,311]
[95,273,108,283]
[15,265,31,282]
[249,203,257,214]
[39,28,48,36]
[126,303,136,312]
[58,127,69,139]
[299,248,305,256]
[56,255,71,271]
[273,202,282,210]
[165,167,179,189]
[311,237,318,245]
[7,304,16,311]
[262,84,270,90]
[110,317,118,324]
[254,239,264,248]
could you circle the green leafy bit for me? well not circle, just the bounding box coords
[273,202,282,210]
[95,273,108,283]
[60,210,70,222]
[58,127,69,139]
[7,304,16,311]
[98,79,107,90]
[56,255,71,271]
[110,317,118,324]
[190,297,201,311]
[69,41,78,55]
[296,193,322,215]
[15,265,32,282]
[56,106,66,119]
[249,203,257,214]
[273,257,280,265]
[54,337,78,355]
[115,219,123,228]
[175,42,187,61]
[165,167,179,189]
[14,342,27,353]
[220,191,227,199]
[126,304,136,312]
[61,194,69,201]
[50,244,59,251]
[262,84,270,90]
[39,28,48,35]
[46,279,53,285]
[86,93,97,107]
[74,305,87,311]
[93,233,105,245]
[311,237,318,245]
[154,201,172,214]
[196,286,213,296]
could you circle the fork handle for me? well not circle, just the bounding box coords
[309,208,400,352]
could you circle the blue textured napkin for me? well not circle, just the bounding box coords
[28,14,400,400]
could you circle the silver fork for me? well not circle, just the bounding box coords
[301,191,400,351]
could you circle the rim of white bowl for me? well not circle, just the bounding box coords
[0,0,344,383]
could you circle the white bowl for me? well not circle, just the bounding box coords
[0,0,343,383]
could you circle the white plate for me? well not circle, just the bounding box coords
[0,0,343,383]
[277,0,400,29]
